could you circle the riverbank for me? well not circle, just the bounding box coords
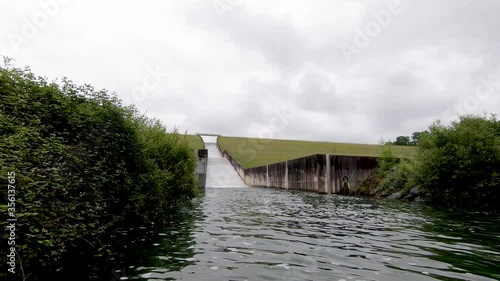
[355,166,429,203]
[357,115,500,210]
[0,65,201,280]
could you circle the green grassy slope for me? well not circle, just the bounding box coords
[185,134,205,150]
[218,136,416,168]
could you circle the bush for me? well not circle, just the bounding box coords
[377,144,397,174]
[412,114,500,209]
[0,64,200,279]
[359,144,412,196]
[376,160,413,195]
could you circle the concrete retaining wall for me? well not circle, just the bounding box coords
[195,149,208,188]
[216,144,379,194]
[329,155,379,193]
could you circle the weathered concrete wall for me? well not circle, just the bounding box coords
[244,165,268,187]
[216,143,379,194]
[288,154,328,192]
[268,162,287,189]
[329,155,379,193]
[195,149,208,188]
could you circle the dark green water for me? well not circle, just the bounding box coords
[109,187,500,281]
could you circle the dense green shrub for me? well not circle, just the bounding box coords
[358,140,414,196]
[0,64,200,279]
[371,115,499,208]
[376,160,413,194]
[377,144,397,174]
[412,115,500,209]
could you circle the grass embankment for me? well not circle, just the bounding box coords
[186,135,204,150]
[0,65,201,279]
[218,136,416,168]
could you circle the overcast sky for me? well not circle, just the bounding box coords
[1,0,499,144]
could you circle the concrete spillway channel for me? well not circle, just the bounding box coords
[200,136,247,188]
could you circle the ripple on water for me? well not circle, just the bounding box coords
[121,188,500,281]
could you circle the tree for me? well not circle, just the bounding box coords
[410,132,421,145]
[412,114,500,209]
[393,135,411,146]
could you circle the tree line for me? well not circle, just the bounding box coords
[386,131,427,146]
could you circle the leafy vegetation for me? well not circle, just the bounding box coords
[368,114,500,209]
[0,63,201,279]
[387,131,427,146]
[375,159,414,196]
[377,144,397,174]
[412,115,500,209]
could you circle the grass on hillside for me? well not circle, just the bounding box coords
[218,136,416,168]
[185,134,205,150]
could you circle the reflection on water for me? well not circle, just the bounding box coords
[114,187,500,281]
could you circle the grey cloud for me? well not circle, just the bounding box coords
[187,2,307,74]
[1,0,499,144]
[294,70,340,113]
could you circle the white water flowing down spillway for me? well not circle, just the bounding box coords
[201,136,247,188]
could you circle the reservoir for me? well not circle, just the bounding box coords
[115,187,500,281]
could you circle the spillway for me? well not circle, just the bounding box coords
[201,136,247,188]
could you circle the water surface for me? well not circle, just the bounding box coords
[116,187,500,281]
